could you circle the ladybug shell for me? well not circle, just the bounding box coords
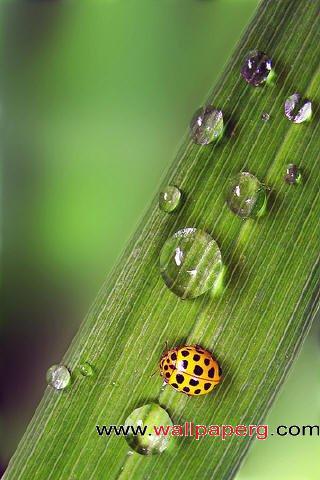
[159,344,222,396]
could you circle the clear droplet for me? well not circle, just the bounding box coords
[160,228,223,299]
[79,362,93,377]
[226,172,267,219]
[159,186,181,213]
[241,51,272,86]
[46,364,71,390]
[124,403,173,455]
[284,93,312,123]
[190,106,224,145]
[261,112,270,122]
[284,164,302,185]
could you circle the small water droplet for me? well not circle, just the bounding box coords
[159,186,181,213]
[284,93,312,123]
[46,364,71,390]
[124,403,173,455]
[284,164,302,185]
[190,106,224,145]
[79,362,94,377]
[160,228,223,299]
[261,112,270,122]
[226,172,267,219]
[241,51,272,86]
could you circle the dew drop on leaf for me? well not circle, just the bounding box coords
[261,112,270,122]
[190,106,224,145]
[284,164,302,185]
[46,365,71,390]
[160,228,223,299]
[79,362,94,377]
[159,186,181,213]
[241,50,272,86]
[124,403,173,455]
[284,93,312,123]
[226,172,267,219]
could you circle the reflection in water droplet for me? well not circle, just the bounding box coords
[284,93,312,123]
[160,228,223,299]
[261,112,270,122]
[190,106,224,145]
[226,172,267,219]
[241,51,272,86]
[159,186,181,213]
[46,365,71,390]
[124,403,173,455]
[79,362,93,377]
[284,164,302,185]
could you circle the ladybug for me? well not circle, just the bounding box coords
[159,344,222,396]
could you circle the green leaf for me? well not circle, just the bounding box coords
[4,0,320,478]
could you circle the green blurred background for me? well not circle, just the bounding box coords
[1,0,319,478]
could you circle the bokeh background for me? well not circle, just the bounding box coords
[1,1,319,478]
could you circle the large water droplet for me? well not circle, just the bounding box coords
[284,164,301,185]
[159,186,181,213]
[226,172,267,219]
[160,228,223,299]
[241,51,272,86]
[79,362,94,377]
[284,93,312,123]
[46,365,71,390]
[124,403,173,455]
[190,106,223,145]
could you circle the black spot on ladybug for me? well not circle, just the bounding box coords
[171,352,177,361]
[164,365,168,370]
[176,374,184,384]
[204,358,210,366]
[194,365,203,376]
[171,383,178,388]
[166,358,170,363]
[194,389,201,394]
[183,387,190,393]
[193,354,200,361]
[181,350,189,357]
[181,360,188,369]
[204,383,212,391]
[189,378,199,386]
[208,367,215,378]
[169,364,174,369]
[166,372,171,378]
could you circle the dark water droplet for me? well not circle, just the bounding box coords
[226,172,267,219]
[241,51,272,86]
[190,106,223,145]
[160,228,223,299]
[124,404,173,455]
[159,186,181,213]
[284,93,312,123]
[261,112,270,122]
[284,164,302,185]
[46,365,71,390]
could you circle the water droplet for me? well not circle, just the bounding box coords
[160,228,223,299]
[284,93,312,123]
[79,362,93,377]
[190,106,223,145]
[226,172,267,219]
[124,403,173,455]
[284,164,302,185]
[241,51,272,86]
[46,364,71,390]
[261,112,270,122]
[159,186,181,213]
